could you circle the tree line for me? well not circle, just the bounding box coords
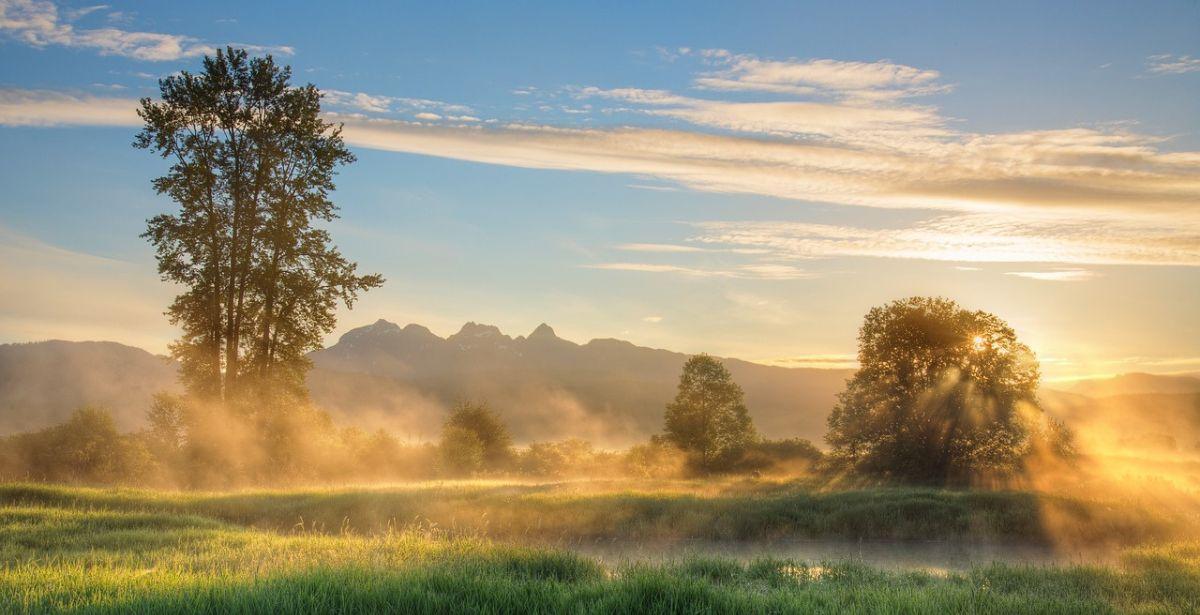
[0,295,1074,487]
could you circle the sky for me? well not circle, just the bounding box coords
[0,0,1197,381]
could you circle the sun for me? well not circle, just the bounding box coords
[971,335,987,351]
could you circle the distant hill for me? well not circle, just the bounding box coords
[0,323,854,445]
[1062,372,1200,398]
[0,340,179,433]
[308,320,854,446]
[1042,389,1200,454]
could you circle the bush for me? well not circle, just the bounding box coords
[517,439,617,477]
[0,407,163,485]
[622,438,689,478]
[738,438,824,475]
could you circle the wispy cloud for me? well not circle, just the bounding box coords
[691,212,1199,266]
[0,0,292,61]
[322,89,474,118]
[1003,269,1098,282]
[579,85,947,145]
[584,262,811,279]
[687,49,948,101]
[617,243,706,253]
[62,4,105,20]
[0,88,139,126]
[1146,54,1200,75]
[642,315,663,323]
[763,354,859,369]
[6,40,1199,219]
[626,183,679,192]
[328,116,1200,216]
[323,90,393,113]
[4,41,1199,274]
[12,88,1194,271]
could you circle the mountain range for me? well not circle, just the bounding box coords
[0,320,853,445]
[311,320,853,445]
[2,320,1198,452]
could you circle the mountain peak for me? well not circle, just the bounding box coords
[529,323,557,339]
[337,319,402,345]
[402,323,435,336]
[451,322,508,340]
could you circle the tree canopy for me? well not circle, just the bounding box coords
[825,296,1072,484]
[135,47,382,403]
[663,355,757,472]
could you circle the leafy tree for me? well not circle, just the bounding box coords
[441,401,513,469]
[135,47,382,402]
[663,355,757,472]
[825,296,1073,484]
[440,426,485,476]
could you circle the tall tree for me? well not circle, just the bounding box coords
[135,47,382,402]
[663,355,757,472]
[825,296,1072,484]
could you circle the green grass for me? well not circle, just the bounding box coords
[2,481,1199,613]
[1,479,1192,546]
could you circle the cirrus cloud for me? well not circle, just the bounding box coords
[688,49,948,101]
[0,88,139,126]
[0,0,292,61]
[690,211,1200,267]
[1003,269,1099,282]
[584,262,812,280]
[4,87,1198,219]
[1146,54,1200,75]
[2,44,1197,273]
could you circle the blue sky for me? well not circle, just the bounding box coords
[1,0,1198,380]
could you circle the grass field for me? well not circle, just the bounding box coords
[3,478,1195,546]
[2,480,1199,613]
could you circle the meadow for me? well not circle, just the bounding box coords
[3,479,1199,614]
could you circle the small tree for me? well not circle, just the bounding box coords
[663,355,757,472]
[440,401,513,473]
[825,296,1073,484]
[146,393,187,459]
[440,426,485,476]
